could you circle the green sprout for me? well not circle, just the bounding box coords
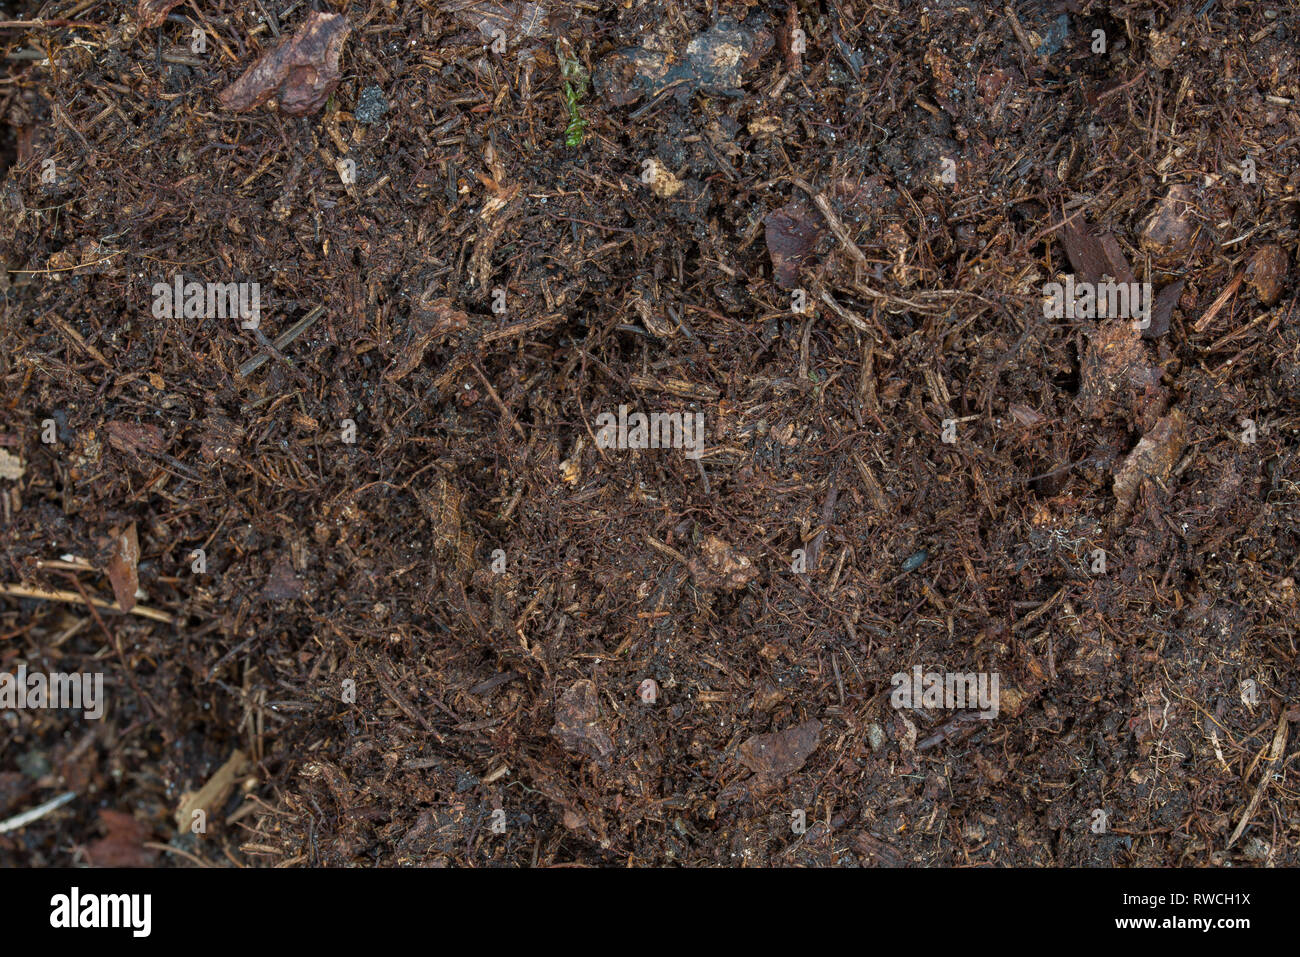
[556,42,588,148]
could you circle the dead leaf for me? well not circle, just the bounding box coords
[106,523,140,613]
[688,534,758,591]
[218,11,351,117]
[385,297,469,382]
[765,198,823,289]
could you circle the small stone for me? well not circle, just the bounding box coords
[867,722,885,752]
[355,85,388,124]
[901,550,928,573]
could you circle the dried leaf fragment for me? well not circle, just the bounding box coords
[688,534,758,591]
[765,198,823,289]
[261,554,303,602]
[219,12,351,117]
[426,475,476,574]
[550,679,614,762]
[85,809,157,868]
[0,448,24,481]
[1140,185,1199,263]
[1008,404,1045,427]
[643,158,683,199]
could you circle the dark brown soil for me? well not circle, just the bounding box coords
[1,0,1298,867]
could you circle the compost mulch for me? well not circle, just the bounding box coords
[0,0,1297,867]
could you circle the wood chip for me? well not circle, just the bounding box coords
[175,749,250,833]
[1113,409,1187,516]
[106,522,140,613]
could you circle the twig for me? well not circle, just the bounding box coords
[644,534,688,566]
[0,791,76,834]
[1004,5,1042,59]
[791,178,866,264]
[1193,268,1245,332]
[0,19,109,30]
[143,841,214,867]
[238,305,325,378]
[1226,713,1288,849]
[820,290,874,334]
[0,583,175,623]
[471,361,526,440]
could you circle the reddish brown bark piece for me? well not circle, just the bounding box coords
[550,679,614,762]
[218,11,351,117]
[765,199,823,289]
[106,421,166,457]
[85,810,157,868]
[1060,217,1135,285]
[1146,280,1184,339]
[137,0,184,29]
[106,522,140,613]
[739,719,822,778]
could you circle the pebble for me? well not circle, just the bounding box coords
[355,85,388,124]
